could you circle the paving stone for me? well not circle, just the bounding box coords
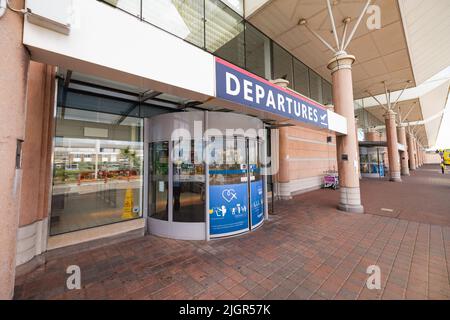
[14,166,450,300]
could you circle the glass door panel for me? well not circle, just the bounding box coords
[172,139,205,222]
[149,142,169,221]
[208,136,249,237]
[50,107,143,235]
[249,139,264,228]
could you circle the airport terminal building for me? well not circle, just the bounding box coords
[1,0,449,299]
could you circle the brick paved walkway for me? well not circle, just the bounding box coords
[14,165,450,300]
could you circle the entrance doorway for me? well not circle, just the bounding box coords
[146,111,267,240]
[208,136,264,238]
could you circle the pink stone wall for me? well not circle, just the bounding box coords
[280,124,338,182]
[19,62,56,227]
[0,0,29,299]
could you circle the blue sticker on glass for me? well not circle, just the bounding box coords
[250,180,264,227]
[209,183,249,236]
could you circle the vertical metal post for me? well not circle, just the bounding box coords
[203,0,206,50]
[204,111,210,241]
[168,134,173,224]
[142,119,147,222]
[264,37,272,80]
[263,130,269,221]
[343,0,371,50]
[243,21,247,69]
[377,148,380,178]
[247,138,251,229]
[326,0,340,51]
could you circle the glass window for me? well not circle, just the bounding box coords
[293,59,309,96]
[272,42,293,89]
[172,139,205,222]
[103,0,141,17]
[142,0,205,48]
[149,142,169,221]
[245,23,271,79]
[50,107,143,235]
[221,0,244,16]
[209,136,247,185]
[265,129,273,194]
[322,79,333,105]
[309,70,323,103]
[208,136,250,236]
[206,0,245,68]
[59,84,140,118]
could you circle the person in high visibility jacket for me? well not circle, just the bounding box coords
[441,159,446,174]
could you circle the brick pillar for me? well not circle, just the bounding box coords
[384,110,401,182]
[0,0,29,299]
[327,54,363,214]
[397,125,409,176]
[365,129,380,142]
[407,133,416,170]
[420,147,424,166]
[414,139,420,167]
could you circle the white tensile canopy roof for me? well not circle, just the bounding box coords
[245,0,450,148]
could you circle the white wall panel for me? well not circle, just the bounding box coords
[327,110,348,135]
[24,0,215,98]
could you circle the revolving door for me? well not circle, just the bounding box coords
[146,111,267,240]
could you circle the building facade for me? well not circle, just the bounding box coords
[1,0,449,300]
[0,0,349,299]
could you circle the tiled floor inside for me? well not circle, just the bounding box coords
[14,165,450,300]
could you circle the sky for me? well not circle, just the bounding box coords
[429,66,450,150]
[434,95,450,150]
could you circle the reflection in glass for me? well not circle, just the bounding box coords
[249,139,264,227]
[142,0,205,48]
[309,70,323,103]
[149,142,169,221]
[209,136,248,186]
[359,147,386,176]
[50,107,143,235]
[248,139,259,179]
[245,23,270,79]
[172,139,205,222]
[100,0,334,109]
[293,59,310,96]
[221,0,244,16]
[103,0,141,17]
[206,0,245,68]
[322,80,333,105]
[272,43,293,89]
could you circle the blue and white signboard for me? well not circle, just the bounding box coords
[209,183,249,236]
[250,180,264,228]
[215,57,329,129]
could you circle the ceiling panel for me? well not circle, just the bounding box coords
[399,0,450,85]
[248,0,415,98]
[382,49,411,73]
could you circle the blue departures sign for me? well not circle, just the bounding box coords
[209,183,249,236]
[215,57,329,129]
